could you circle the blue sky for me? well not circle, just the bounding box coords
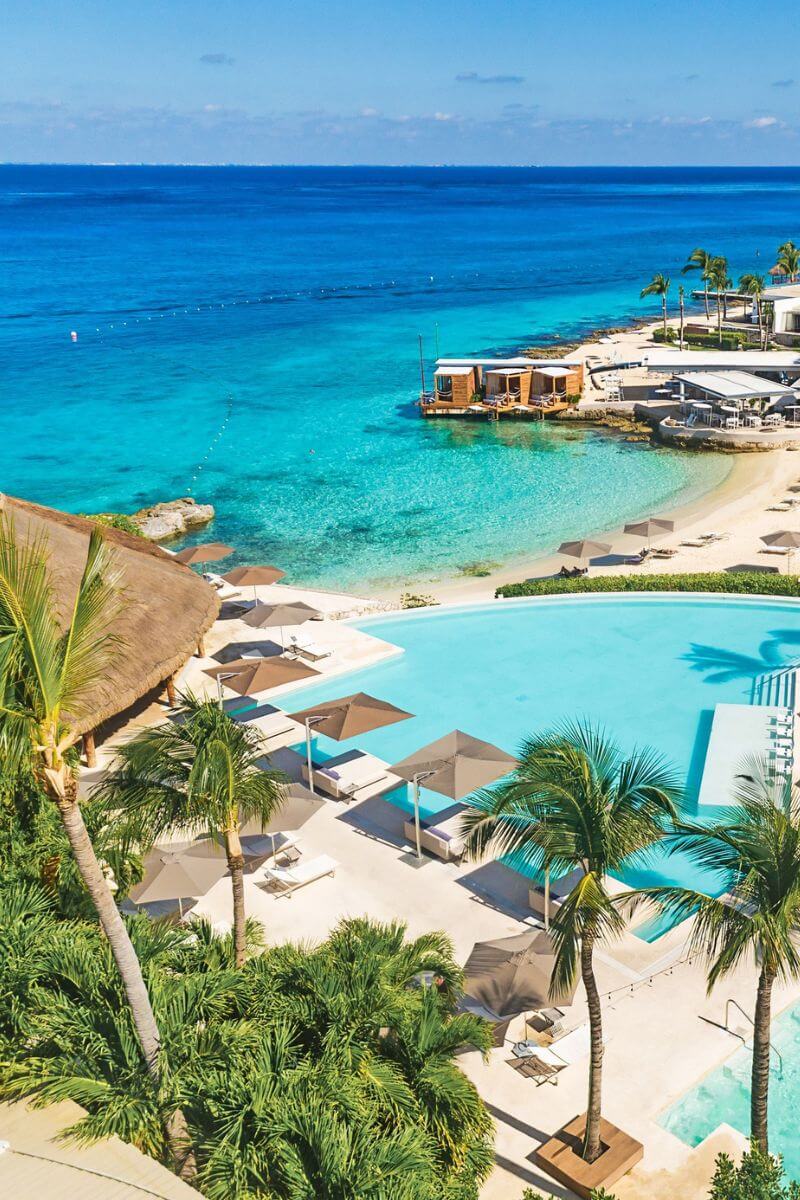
[2,0,799,164]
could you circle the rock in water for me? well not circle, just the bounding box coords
[131,498,215,541]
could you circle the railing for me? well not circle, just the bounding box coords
[750,663,798,709]
[724,998,784,1075]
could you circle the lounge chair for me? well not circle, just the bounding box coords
[203,572,242,600]
[287,633,332,662]
[258,853,338,896]
[302,751,395,801]
[402,804,467,862]
[507,1054,563,1086]
[651,547,677,559]
[762,546,791,556]
[229,702,301,743]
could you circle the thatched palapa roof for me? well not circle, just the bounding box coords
[2,494,219,733]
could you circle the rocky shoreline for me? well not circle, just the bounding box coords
[87,497,215,541]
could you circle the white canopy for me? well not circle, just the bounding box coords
[675,371,794,401]
[435,366,474,377]
[535,366,573,379]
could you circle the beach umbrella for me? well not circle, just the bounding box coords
[174,542,234,568]
[391,730,517,860]
[623,517,675,550]
[761,529,800,573]
[241,600,321,650]
[129,840,228,914]
[204,655,318,700]
[558,538,611,562]
[288,692,414,794]
[463,929,577,1019]
[223,564,286,602]
[238,780,326,858]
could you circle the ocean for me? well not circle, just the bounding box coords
[2,165,798,590]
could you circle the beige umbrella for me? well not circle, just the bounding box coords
[238,781,326,858]
[391,730,517,860]
[174,542,234,568]
[204,655,318,700]
[129,840,228,914]
[241,600,321,650]
[761,529,800,573]
[288,692,413,794]
[463,929,577,1019]
[223,564,286,602]
[624,517,675,549]
[558,538,611,561]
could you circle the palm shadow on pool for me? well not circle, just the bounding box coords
[683,630,800,685]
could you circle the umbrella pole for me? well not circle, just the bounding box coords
[305,719,316,794]
[413,775,422,860]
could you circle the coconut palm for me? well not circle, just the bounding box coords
[708,256,731,345]
[777,240,800,283]
[0,518,190,1168]
[640,272,671,337]
[678,283,685,349]
[97,695,287,967]
[461,720,681,1163]
[740,273,767,348]
[626,762,800,1154]
[682,247,715,318]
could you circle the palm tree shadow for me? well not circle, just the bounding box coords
[682,634,800,684]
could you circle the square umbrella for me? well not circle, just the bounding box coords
[287,692,413,794]
[391,730,517,860]
[204,655,319,702]
[129,839,229,915]
[463,929,577,1019]
[241,600,322,650]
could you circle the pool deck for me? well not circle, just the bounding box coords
[698,702,794,809]
[84,585,800,1199]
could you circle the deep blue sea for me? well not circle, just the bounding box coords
[3,165,799,590]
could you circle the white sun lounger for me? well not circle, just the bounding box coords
[203,572,242,600]
[287,633,332,662]
[259,853,338,896]
[302,751,394,801]
[229,702,301,743]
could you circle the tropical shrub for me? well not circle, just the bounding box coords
[0,883,493,1199]
[81,511,145,537]
[496,572,800,599]
[709,1146,800,1200]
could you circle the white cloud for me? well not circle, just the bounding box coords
[745,115,778,128]
[359,107,379,118]
[433,112,454,122]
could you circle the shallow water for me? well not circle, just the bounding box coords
[4,165,796,588]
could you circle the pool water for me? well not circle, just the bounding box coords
[280,595,800,921]
[661,999,800,1179]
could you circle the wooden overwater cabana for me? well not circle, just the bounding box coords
[423,357,584,419]
[1,494,220,765]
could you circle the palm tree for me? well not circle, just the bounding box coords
[777,240,800,283]
[708,256,731,345]
[640,273,671,337]
[682,247,715,319]
[739,273,766,348]
[98,695,286,967]
[461,721,681,1163]
[626,763,800,1154]
[678,283,685,349]
[0,519,189,1169]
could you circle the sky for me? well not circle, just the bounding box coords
[2,0,799,165]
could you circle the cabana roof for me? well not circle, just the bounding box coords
[535,365,573,379]
[435,365,474,376]
[673,370,795,400]
[1,493,219,733]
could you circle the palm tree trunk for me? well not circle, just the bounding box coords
[757,298,764,350]
[53,772,194,1176]
[751,966,775,1153]
[717,298,723,346]
[581,934,604,1163]
[662,296,667,337]
[704,282,709,319]
[225,827,247,968]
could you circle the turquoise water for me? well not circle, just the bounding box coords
[661,998,800,1178]
[7,163,795,590]
[280,595,800,898]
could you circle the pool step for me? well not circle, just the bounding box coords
[751,664,798,710]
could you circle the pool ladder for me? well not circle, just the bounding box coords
[750,664,798,710]
[724,998,784,1076]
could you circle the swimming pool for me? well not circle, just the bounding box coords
[660,998,800,1179]
[280,595,800,916]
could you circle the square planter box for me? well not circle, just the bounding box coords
[534,1113,644,1199]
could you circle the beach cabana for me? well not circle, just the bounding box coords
[433,364,480,407]
[1,493,219,764]
[484,367,531,407]
[531,363,583,404]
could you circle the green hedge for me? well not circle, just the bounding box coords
[496,572,800,599]
[652,327,750,351]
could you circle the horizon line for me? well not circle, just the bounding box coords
[3,160,800,170]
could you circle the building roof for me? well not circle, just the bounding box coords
[534,365,573,378]
[435,357,581,370]
[635,349,800,372]
[1,494,219,734]
[674,370,795,400]
[434,365,474,376]
[485,367,525,377]
[0,1099,201,1199]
